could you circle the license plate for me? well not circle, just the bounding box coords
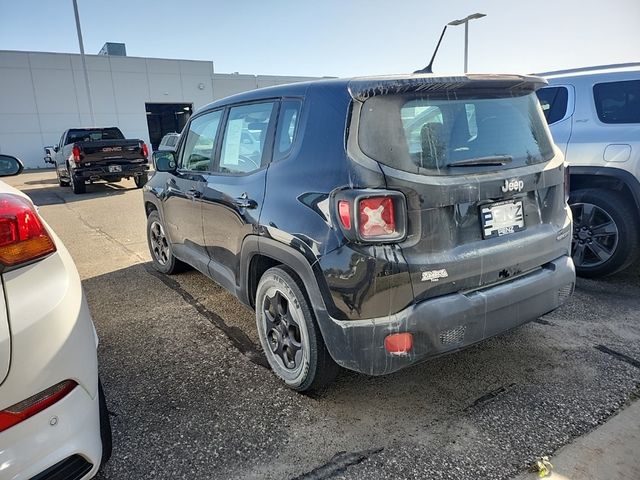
[108,165,122,173]
[480,200,525,239]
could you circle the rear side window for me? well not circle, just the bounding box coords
[536,87,569,124]
[276,100,302,158]
[358,92,554,175]
[593,80,640,124]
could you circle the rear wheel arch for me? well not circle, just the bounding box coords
[144,200,158,217]
[569,167,640,216]
[246,253,281,308]
[240,237,327,314]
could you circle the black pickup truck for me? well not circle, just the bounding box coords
[46,127,150,194]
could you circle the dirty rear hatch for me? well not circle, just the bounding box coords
[350,74,572,303]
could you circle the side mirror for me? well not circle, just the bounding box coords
[153,151,177,172]
[0,155,24,177]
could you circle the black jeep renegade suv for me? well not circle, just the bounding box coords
[144,74,575,392]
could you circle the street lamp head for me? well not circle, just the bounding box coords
[448,13,486,26]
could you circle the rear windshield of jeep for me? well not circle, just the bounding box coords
[358,92,554,175]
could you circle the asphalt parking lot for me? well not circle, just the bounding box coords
[9,170,640,480]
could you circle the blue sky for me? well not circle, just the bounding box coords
[1,0,638,77]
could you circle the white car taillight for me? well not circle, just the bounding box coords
[0,380,77,432]
[0,194,56,268]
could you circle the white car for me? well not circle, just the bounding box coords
[0,154,111,479]
[537,63,640,277]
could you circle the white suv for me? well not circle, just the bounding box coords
[537,63,640,277]
[0,154,110,479]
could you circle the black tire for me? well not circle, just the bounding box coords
[570,188,640,277]
[70,172,86,194]
[98,379,113,466]
[255,266,339,393]
[134,172,149,188]
[146,210,187,274]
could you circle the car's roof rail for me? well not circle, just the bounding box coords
[535,62,640,77]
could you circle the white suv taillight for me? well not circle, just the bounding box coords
[0,194,56,268]
[0,380,77,432]
[336,191,407,243]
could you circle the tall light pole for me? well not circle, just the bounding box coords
[448,13,486,73]
[72,0,95,126]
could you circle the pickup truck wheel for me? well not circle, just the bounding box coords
[256,266,339,393]
[70,173,86,194]
[146,211,186,274]
[134,172,148,188]
[570,188,640,277]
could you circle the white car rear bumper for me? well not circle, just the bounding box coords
[0,229,103,479]
[0,384,101,480]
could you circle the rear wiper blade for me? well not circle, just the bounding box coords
[448,155,513,167]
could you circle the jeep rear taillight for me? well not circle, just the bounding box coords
[0,194,56,267]
[72,146,81,163]
[335,190,407,243]
[338,200,351,230]
[359,196,397,238]
[141,142,149,158]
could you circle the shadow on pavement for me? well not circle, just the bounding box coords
[88,261,640,479]
[19,183,135,206]
[22,177,59,186]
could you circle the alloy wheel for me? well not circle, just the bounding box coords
[571,202,619,268]
[149,221,170,266]
[262,288,303,371]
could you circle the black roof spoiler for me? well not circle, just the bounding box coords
[347,74,547,102]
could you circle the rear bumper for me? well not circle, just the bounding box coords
[318,255,575,375]
[74,162,149,180]
[0,386,101,480]
[0,229,102,479]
